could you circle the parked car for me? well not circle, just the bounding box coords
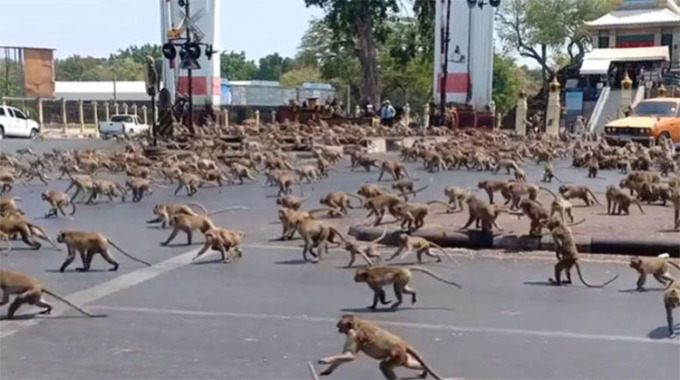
[604,98,680,148]
[0,105,40,139]
[99,115,149,137]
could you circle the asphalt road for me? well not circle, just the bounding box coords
[0,139,678,380]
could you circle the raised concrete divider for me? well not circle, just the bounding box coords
[348,225,680,257]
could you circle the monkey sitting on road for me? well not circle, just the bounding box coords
[0,269,105,319]
[192,227,245,264]
[629,253,680,291]
[42,191,76,218]
[663,280,680,338]
[542,217,619,288]
[353,266,462,311]
[317,314,446,379]
[56,230,151,272]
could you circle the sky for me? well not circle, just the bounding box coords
[0,0,324,61]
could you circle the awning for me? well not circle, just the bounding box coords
[580,59,611,75]
[580,47,670,75]
[587,8,680,28]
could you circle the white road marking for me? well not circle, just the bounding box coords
[89,305,679,346]
[0,248,202,340]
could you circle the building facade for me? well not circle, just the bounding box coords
[587,0,680,72]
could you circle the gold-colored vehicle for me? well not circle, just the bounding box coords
[604,98,680,148]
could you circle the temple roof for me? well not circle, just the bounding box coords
[587,7,680,29]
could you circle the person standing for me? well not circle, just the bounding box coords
[380,100,396,127]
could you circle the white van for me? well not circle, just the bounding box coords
[0,105,40,139]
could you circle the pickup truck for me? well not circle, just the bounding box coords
[0,105,40,139]
[99,115,149,137]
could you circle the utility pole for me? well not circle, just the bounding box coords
[113,71,117,105]
[184,0,194,132]
[439,0,452,125]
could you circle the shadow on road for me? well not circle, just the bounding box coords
[340,306,455,313]
[45,268,110,273]
[647,325,679,340]
[274,259,309,265]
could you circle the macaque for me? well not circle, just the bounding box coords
[42,191,76,218]
[56,230,151,272]
[629,253,680,291]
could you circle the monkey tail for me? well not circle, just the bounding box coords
[208,206,248,216]
[402,166,419,181]
[426,242,462,268]
[634,199,646,215]
[573,262,619,288]
[201,181,223,194]
[405,347,446,380]
[69,201,76,216]
[586,188,602,205]
[28,224,61,250]
[538,186,557,199]
[186,202,209,215]
[567,218,586,227]
[667,260,680,271]
[426,200,458,213]
[409,267,462,288]
[346,193,365,208]
[404,177,433,196]
[107,240,152,267]
[370,228,388,244]
[41,289,107,318]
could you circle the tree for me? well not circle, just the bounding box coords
[304,0,400,108]
[254,53,294,81]
[280,66,322,87]
[492,54,521,115]
[219,51,257,81]
[0,61,23,97]
[497,0,610,89]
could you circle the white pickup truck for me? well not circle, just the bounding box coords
[0,105,40,139]
[99,115,149,137]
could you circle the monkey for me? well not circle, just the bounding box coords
[542,217,619,288]
[617,159,632,174]
[276,192,313,211]
[391,180,414,200]
[460,193,509,232]
[586,157,600,178]
[514,167,528,182]
[295,165,322,183]
[42,190,76,218]
[357,183,387,199]
[293,218,343,263]
[493,158,522,175]
[317,314,445,379]
[319,191,365,217]
[390,202,430,231]
[335,229,386,267]
[540,187,574,224]
[353,266,462,310]
[558,184,601,206]
[605,185,645,215]
[277,207,330,241]
[501,182,542,210]
[672,188,680,230]
[160,207,246,246]
[363,194,404,227]
[0,217,60,250]
[442,186,468,212]
[147,202,235,228]
[125,164,150,179]
[64,174,95,203]
[477,179,509,204]
[174,173,221,197]
[637,182,673,206]
[377,160,416,181]
[191,227,245,263]
[518,199,551,237]
[663,280,680,337]
[157,166,182,184]
[229,164,258,185]
[542,162,562,183]
[386,234,456,264]
[0,171,29,194]
[0,196,22,215]
[629,253,680,291]
[0,269,106,319]
[19,166,50,185]
[56,230,151,272]
[273,172,299,196]
[86,179,128,204]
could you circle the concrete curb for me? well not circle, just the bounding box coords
[348,225,680,257]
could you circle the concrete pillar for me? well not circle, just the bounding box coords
[61,98,67,133]
[104,102,110,121]
[122,103,129,115]
[546,76,561,136]
[132,104,138,117]
[654,27,662,46]
[515,90,527,136]
[423,103,430,130]
[93,101,99,138]
[114,103,119,115]
[354,105,361,118]
[142,105,148,125]
[271,109,276,123]
[223,109,229,127]
[608,30,616,48]
[619,72,633,118]
[37,98,44,130]
[255,110,260,127]
[154,106,158,123]
[78,99,85,134]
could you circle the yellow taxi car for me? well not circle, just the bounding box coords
[603,97,680,147]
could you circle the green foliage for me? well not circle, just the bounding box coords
[254,53,294,81]
[492,54,520,114]
[0,61,23,97]
[280,66,322,87]
[219,51,257,81]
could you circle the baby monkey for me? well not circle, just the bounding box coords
[354,266,462,311]
[629,253,680,291]
[317,314,446,379]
